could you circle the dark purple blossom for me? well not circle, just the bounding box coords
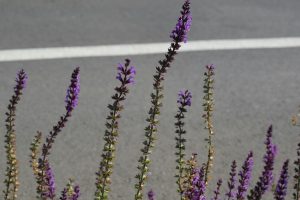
[15,69,28,91]
[274,160,289,200]
[147,189,155,200]
[185,167,206,200]
[41,161,56,199]
[225,160,237,199]
[206,64,215,71]
[170,0,192,43]
[211,179,222,200]
[65,67,80,112]
[236,151,254,200]
[116,62,136,84]
[248,125,277,200]
[71,185,80,200]
[177,90,192,107]
[60,181,80,200]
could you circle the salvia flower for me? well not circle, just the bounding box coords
[211,179,222,200]
[225,160,237,200]
[274,160,289,200]
[203,64,215,185]
[147,189,156,200]
[134,1,191,199]
[95,59,135,200]
[60,179,80,200]
[248,125,277,200]
[4,69,28,200]
[175,90,192,198]
[236,151,254,200]
[116,63,136,84]
[41,161,56,199]
[177,90,192,107]
[170,0,192,43]
[293,143,300,200]
[184,166,206,200]
[65,67,80,112]
[35,67,80,199]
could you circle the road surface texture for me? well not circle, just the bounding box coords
[0,0,300,199]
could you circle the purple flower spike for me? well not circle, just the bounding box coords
[147,189,155,200]
[170,0,192,43]
[116,60,136,85]
[177,90,192,107]
[248,125,277,200]
[211,179,222,200]
[42,161,56,199]
[225,160,237,199]
[72,185,80,200]
[185,167,206,200]
[65,67,80,112]
[274,160,289,200]
[15,69,28,91]
[236,151,254,200]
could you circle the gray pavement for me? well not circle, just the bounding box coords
[0,0,300,199]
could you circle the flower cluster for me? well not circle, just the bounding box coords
[274,160,289,200]
[236,151,254,200]
[147,189,155,200]
[225,160,237,199]
[65,67,80,112]
[293,143,300,200]
[170,0,192,43]
[212,179,222,200]
[60,179,80,200]
[248,125,277,199]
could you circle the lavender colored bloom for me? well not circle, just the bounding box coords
[71,185,80,200]
[211,179,222,200]
[225,160,237,199]
[170,0,192,43]
[206,64,215,71]
[60,181,80,200]
[15,69,28,91]
[147,189,155,200]
[65,67,80,112]
[41,161,56,199]
[236,151,254,200]
[248,125,277,200]
[274,160,289,200]
[177,90,192,107]
[60,188,68,200]
[116,61,136,84]
[185,167,206,200]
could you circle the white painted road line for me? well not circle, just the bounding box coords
[0,37,300,62]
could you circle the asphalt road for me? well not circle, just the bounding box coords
[0,0,300,199]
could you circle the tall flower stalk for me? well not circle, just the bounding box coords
[202,64,215,185]
[175,90,192,199]
[236,151,254,200]
[95,59,136,200]
[33,67,80,199]
[293,143,300,200]
[3,69,28,200]
[134,1,191,199]
[274,160,289,200]
[247,125,277,200]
